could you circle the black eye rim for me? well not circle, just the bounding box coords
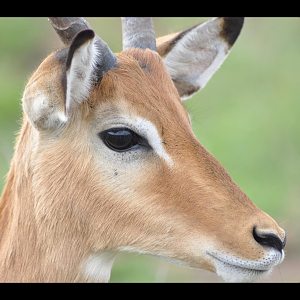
[98,127,150,152]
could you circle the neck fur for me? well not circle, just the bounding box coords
[0,119,115,282]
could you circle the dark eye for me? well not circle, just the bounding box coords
[99,128,148,152]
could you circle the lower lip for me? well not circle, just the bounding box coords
[207,253,271,274]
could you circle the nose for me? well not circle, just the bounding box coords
[253,226,286,252]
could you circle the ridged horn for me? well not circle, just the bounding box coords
[121,17,157,51]
[48,17,117,82]
[48,17,92,46]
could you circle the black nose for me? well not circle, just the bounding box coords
[253,226,286,252]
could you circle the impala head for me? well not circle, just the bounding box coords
[21,17,285,282]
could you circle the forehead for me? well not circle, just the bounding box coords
[91,48,190,127]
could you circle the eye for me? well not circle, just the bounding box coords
[99,127,148,152]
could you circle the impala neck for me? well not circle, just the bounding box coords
[0,118,113,282]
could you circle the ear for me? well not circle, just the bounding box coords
[157,17,244,100]
[23,29,98,131]
[65,29,98,111]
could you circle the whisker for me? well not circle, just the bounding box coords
[278,265,284,283]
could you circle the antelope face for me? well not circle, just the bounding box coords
[22,17,286,282]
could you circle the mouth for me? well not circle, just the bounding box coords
[207,250,284,283]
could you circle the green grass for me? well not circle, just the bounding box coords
[0,17,299,282]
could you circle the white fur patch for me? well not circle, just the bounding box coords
[132,117,173,166]
[23,89,68,130]
[209,249,285,282]
[162,17,231,100]
[66,38,98,112]
[83,251,117,283]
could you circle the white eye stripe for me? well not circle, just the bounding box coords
[127,117,173,166]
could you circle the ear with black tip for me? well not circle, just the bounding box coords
[22,29,99,131]
[156,17,244,100]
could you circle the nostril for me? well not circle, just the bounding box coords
[253,226,286,252]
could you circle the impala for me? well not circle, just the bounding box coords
[0,17,286,282]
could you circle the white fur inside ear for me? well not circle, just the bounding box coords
[66,38,98,112]
[23,88,68,130]
[162,18,231,100]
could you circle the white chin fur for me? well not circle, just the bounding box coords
[215,259,273,283]
[209,249,284,283]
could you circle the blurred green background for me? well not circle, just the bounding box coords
[0,17,299,282]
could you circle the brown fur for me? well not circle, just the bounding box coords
[0,30,285,282]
